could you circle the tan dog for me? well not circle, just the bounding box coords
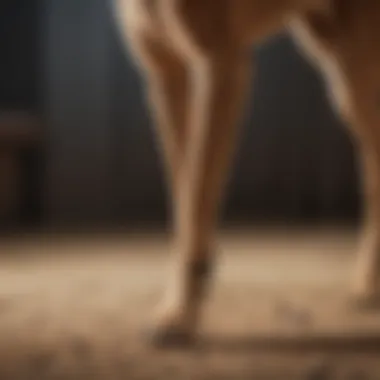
[114,0,380,346]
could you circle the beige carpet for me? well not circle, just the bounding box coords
[0,228,379,379]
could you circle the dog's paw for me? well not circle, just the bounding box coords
[142,307,197,349]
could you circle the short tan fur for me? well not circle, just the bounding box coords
[114,0,380,346]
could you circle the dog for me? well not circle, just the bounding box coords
[113,0,380,346]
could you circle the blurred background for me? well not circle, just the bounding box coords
[1,3,378,378]
[0,0,361,233]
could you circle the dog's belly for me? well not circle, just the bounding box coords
[114,0,331,47]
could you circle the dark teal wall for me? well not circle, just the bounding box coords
[0,1,39,110]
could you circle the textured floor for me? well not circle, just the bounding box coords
[0,227,379,379]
